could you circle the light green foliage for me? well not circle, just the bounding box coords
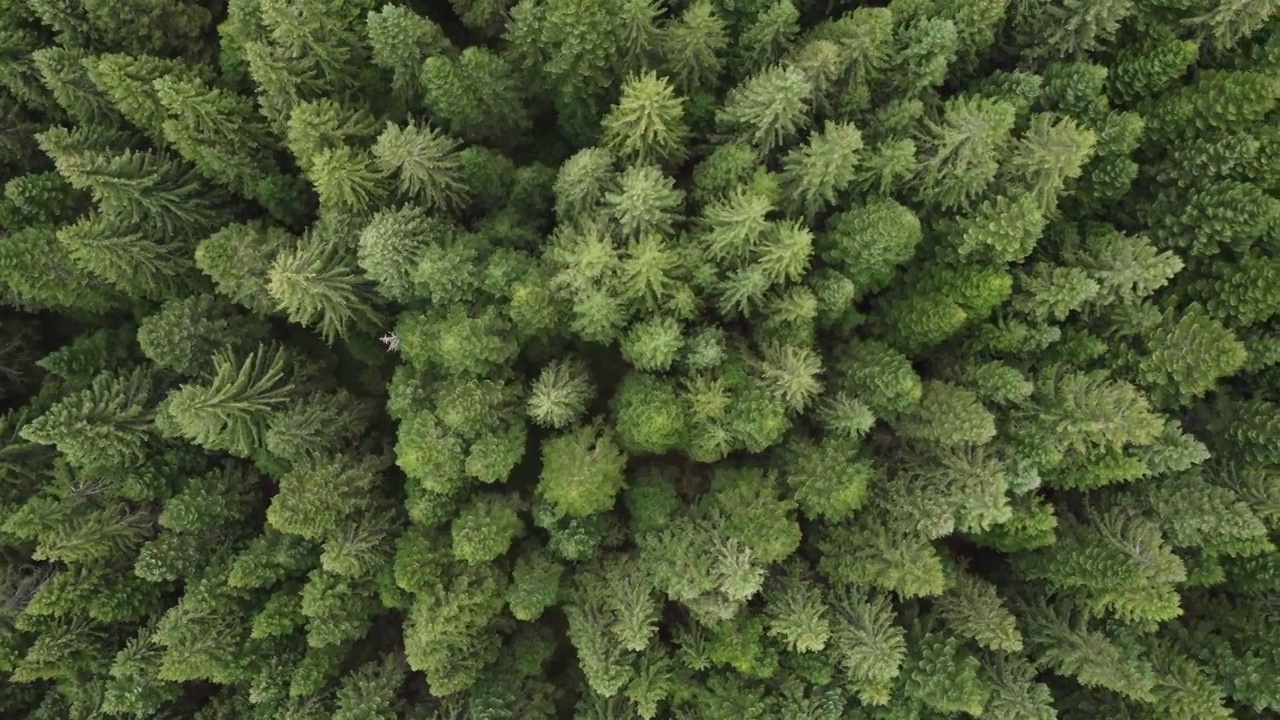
[154,75,286,208]
[371,121,468,213]
[283,98,381,173]
[605,164,684,238]
[621,317,684,372]
[829,339,922,417]
[1022,505,1186,624]
[333,654,407,720]
[935,571,1023,652]
[822,199,922,295]
[1013,0,1135,60]
[1138,304,1248,406]
[1004,112,1097,209]
[954,192,1047,263]
[20,367,159,471]
[895,380,997,446]
[137,294,269,376]
[1110,32,1200,103]
[601,72,689,167]
[762,569,828,654]
[757,342,822,412]
[357,205,457,302]
[717,63,812,154]
[781,434,873,521]
[554,147,617,222]
[305,145,390,212]
[1012,263,1099,321]
[268,232,383,344]
[660,0,729,94]
[507,547,566,621]
[528,358,595,429]
[708,466,800,565]
[158,463,248,531]
[825,588,907,706]
[397,305,519,376]
[196,220,295,315]
[55,210,203,301]
[1144,70,1280,142]
[538,423,628,518]
[161,344,295,457]
[915,95,1016,210]
[452,493,524,564]
[267,453,382,541]
[779,120,862,216]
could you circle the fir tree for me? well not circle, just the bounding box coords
[600,71,689,167]
[1,1,1278,717]
[161,344,295,457]
[420,47,531,145]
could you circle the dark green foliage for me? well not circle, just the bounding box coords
[0,1,1276,718]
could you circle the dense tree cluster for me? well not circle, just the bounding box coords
[0,0,1277,718]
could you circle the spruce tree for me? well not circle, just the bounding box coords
[0,1,1277,717]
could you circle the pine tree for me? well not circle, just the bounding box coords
[733,1,800,79]
[538,423,628,518]
[1012,0,1135,60]
[528,358,595,429]
[371,120,468,213]
[357,204,453,303]
[1,0,1278,716]
[780,120,862,217]
[717,64,812,154]
[507,0,614,141]
[883,17,958,98]
[161,344,295,457]
[915,95,1016,210]
[365,5,453,102]
[80,0,213,57]
[56,210,206,300]
[452,493,525,564]
[420,47,531,145]
[20,366,161,472]
[39,131,232,240]
[31,47,119,126]
[196,220,295,316]
[154,74,308,223]
[267,229,383,344]
[554,147,617,223]
[600,71,689,167]
[604,164,685,239]
[137,294,268,376]
[660,0,729,95]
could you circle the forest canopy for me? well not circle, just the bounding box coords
[0,0,1278,718]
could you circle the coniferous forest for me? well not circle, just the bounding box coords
[0,0,1278,717]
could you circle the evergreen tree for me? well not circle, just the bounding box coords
[420,47,531,145]
[600,71,689,167]
[371,120,468,214]
[365,5,453,103]
[161,344,296,457]
[716,63,812,154]
[0,1,1277,717]
[267,221,383,344]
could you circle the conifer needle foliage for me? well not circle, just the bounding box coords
[0,1,1277,718]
